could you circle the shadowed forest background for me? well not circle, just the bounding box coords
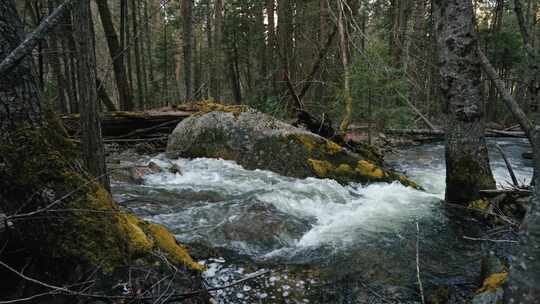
[29,0,537,129]
[1,0,540,303]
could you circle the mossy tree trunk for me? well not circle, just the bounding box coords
[0,2,203,301]
[433,0,496,203]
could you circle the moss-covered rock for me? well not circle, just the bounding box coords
[166,106,419,187]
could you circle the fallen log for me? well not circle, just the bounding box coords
[479,188,532,197]
[62,110,194,138]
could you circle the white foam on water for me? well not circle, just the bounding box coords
[143,155,441,251]
[139,140,533,257]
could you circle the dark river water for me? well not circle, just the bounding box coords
[112,138,532,303]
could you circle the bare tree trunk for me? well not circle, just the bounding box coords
[193,30,202,100]
[163,20,170,105]
[143,0,155,99]
[137,1,149,104]
[58,7,77,113]
[125,0,134,97]
[277,0,295,107]
[182,0,194,101]
[433,0,495,203]
[266,0,276,97]
[338,0,352,133]
[74,0,110,191]
[131,0,145,109]
[96,0,134,111]
[47,0,68,113]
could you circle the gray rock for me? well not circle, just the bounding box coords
[166,108,418,187]
[169,163,182,175]
[471,288,504,304]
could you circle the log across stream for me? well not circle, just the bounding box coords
[108,137,532,303]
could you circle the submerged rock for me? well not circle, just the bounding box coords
[166,105,418,187]
[215,201,310,253]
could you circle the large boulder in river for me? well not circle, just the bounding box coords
[166,104,418,187]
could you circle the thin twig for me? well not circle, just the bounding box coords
[0,258,269,303]
[415,222,425,304]
[495,144,519,186]
[462,236,519,243]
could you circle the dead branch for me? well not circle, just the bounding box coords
[415,222,425,304]
[0,0,77,75]
[462,236,518,243]
[495,144,519,187]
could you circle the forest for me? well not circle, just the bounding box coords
[0,0,540,303]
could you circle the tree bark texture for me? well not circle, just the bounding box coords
[182,0,194,101]
[433,0,495,203]
[74,0,110,191]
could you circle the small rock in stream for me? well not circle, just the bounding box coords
[169,163,182,174]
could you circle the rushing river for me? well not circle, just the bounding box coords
[112,138,532,303]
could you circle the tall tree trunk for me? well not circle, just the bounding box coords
[265,0,276,97]
[0,3,202,290]
[137,1,149,104]
[62,8,80,113]
[58,6,75,113]
[74,0,110,191]
[143,0,155,99]
[131,0,145,109]
[47,0,68,114]
[193,30,202,100]
[228,44,242,104]
[163,20,170,105]
[96,0,134,111]
[277,0,295,106]
[338,0,352,133]
[182,0,194,101]
[125,0,134,97]
[433,0,495,203]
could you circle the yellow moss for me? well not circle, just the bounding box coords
[355,160,385,179]
[196,101,248,117]
[296,134,343,156]
[398,175,421,189]
[477,272,508,293]
[335,164,353,174]
[2,119,206,274]
[121,213,154,254]
[325,141,343,155]
[468,199,490,210]
[307,159,333,177]
[146,223,206,271]
[297,134,317,153]
[90,187,117,210]
[110,111,147,118]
